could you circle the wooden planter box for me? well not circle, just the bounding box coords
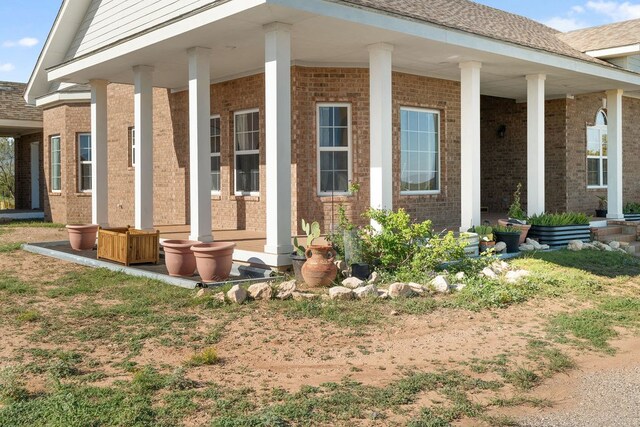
[528,224,591,248]
[97,227,160,266]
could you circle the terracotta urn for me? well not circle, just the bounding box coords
[161,240,198,277]
[301,245,338,287]
[191,242,236,283]
[66,224,99,251]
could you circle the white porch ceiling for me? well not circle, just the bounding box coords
[48,3,640,100]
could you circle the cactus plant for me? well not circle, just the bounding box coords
[293,219,321,256]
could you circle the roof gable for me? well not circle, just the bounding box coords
[558,19,640,53]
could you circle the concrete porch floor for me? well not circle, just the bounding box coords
[0,209,44,220]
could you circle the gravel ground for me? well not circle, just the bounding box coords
[519,365,640,427]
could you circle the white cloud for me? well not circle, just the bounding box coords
[544,17,587,31]
[572,5,586,13]
[0,63,15,72]
[2,37,39,48]
[586,1,640,20]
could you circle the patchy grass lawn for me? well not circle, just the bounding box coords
[1,225,640,426]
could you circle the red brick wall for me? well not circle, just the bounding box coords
[13,132,44,210]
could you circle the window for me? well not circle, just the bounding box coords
[400,107,440,193]
[234,110,259,194]
[317,104,351,195]
[210,116,221,193]
[78,133,92,192]
[587,110,608,188]
[128,127,136,167]
[51,136,61,192]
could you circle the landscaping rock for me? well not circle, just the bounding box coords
[227,285,247,304]
[450,283,466,292]
[429,276,450,293]
[568,240,584,251]
[481,267,498,279]
[494,242,507,253]
[526,238,543,250]
[594,241,612,251]
[196,289,227,302]
[455,271,466,281]
[354,285,378,299]
[247,282,273,300]
[276,280,297,300]
[342,277,364,289]
[368,271,380,284]
[408,282,426,295]
[540,244,550,250]
[292,292,319,301]
[378,290,390,299]
[609,241,621,250]
[388,282,414,298]
[519,244,535,251]
[583,242,596,250]
[329,286,354,300]
[491,261,510,274]
[505,270,530,283]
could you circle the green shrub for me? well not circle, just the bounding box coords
[528,212,590,226]
[624,202,640,214]
[187,347,219,366]
[507,183,527,220]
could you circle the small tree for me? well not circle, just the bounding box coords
[0,138,15,205]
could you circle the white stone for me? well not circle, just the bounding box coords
[494,242,507,253]
[353,285,378,299]
[526,238,542,250]
[609,241,621,249]
[455,271,466,281]
[329,286,354,300]
[519,244,535,251]
[378,290,390,300]
[491,261,510,274]
[505,270,530,283]
[408,282,426,294]
[568,240,584,251]
[247,282,273,300]
[292,292,319,301]
[429,275,450,293]
[450,283,466,292]
[539,244,550,250]
[481,267,498,279]
[342,277,364,289]
[226,285,247,304]
[583,242,596,250]
[388,282,414,298]
[276,279,297,300]
[368,271,381,284]
[616,248,628,254]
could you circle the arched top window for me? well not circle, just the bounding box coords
[587,109,608,188]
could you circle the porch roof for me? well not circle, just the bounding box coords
[26,0,640,105]
[0,81,42,137]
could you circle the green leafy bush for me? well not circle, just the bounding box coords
[507,183,527,220]
[623,202,640,214]
[528,212,590,226]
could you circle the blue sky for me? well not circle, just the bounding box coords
[2,0,640,83]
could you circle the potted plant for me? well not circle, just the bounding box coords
[161,239,198,277]
[624,202,640,221]
[474,224,495,253]
[343,229,370,280]
[191,241,236,283]
[292,219,320,283]
[527,212,591,248]
[493,225,521,253]
[498,183,530,245]
[298,220,337,287]
[66,224,99,251]
[595,196,607,218]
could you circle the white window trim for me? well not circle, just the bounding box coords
[129,127,136,168]
[587,111,608,189]
[399,106,441,195]
[233,108,260,196]
[210,114,221,196]
[77,133,92,193]
[51,135,61,193]
[316,103,353,197]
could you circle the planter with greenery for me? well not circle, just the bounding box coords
[473,224,495,253]
[528,212,591,248]
[498,183,530,245]
[595,195,607,218]
[493,225,521,253]
[623,202,640,221]
[291,219,320,283]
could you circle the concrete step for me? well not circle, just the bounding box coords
[601,234,637,244]
[622,226,638,235]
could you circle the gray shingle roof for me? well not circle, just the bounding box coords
[336,0,611,66]
[0,81,42,122]
[558,19,640,52]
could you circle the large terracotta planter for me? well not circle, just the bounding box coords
[301,245,338,287]
[162,240,198,277]
[191,242,236,282]
[498,219,531,245]
[66,224,99,251]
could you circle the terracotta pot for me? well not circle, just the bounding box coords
[161,240,198,277]
[191,242,236,282]
[66,224,99,251]
[479,241,496,253]
[498,219,531,245]
[301,245,338,287]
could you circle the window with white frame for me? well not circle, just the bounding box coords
[317,104,351,194]
[51,135,61,192]
[128,127,136,167]
[587,110,608,188]
[210,116,221,193]
[400,107,440,193]
[234,110,259,194]
[78,133,92,192]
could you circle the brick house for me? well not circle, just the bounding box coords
[21,0,640,267]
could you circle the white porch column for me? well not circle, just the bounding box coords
[526,74,546,217]
[607,89,624,219]
[133,65,154,230]
[90,79,108,226]
[459,61,482,231]
[369,43,394,219]
[264,22,293,255]
[187,47,213,242]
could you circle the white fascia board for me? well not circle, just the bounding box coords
[35,91,91,107]
[586,44,640,59]
[270,0,640,86]
[0,119,43,128]
[48,0,266,82]
[25,0,92,105]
